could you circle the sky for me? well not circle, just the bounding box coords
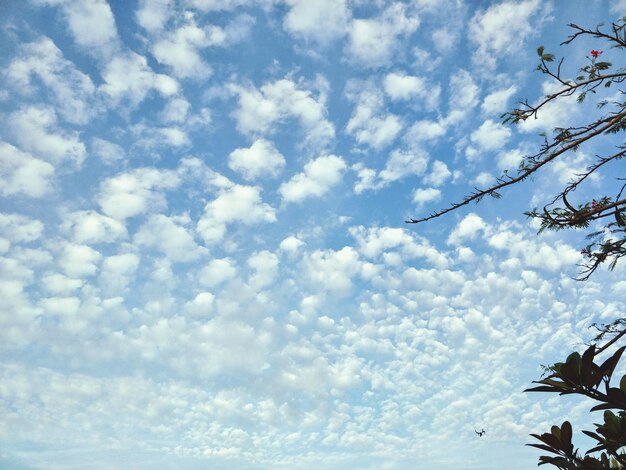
[1,0,625,469]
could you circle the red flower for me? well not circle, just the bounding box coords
[590,50,603,57]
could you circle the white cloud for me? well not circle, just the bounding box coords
[405,119,446,143]
[160,97,191,123]
[184,291,215,315]
[177,157,233,190]
[0,213,44,244]
[448,69,480,115]
[152,20,213,79]
[32,0,119,54]
[230,78,334,149]
[470,119,512,152]
[248,250,279,289]
[198,258,237,287]
[197,184,276,244]
[132,125,191,149]
[97,168,181,220]
[447,213,488,245]
[100,51,179,108]
[413,188,442,207]
[39,296,81,316]
[482,85,518,115]
[127,316,272,376]
[279,155,346,203]
[8,107,86,167]
[497,147,524,171]
[6,38,96,125]
[61,211,127,244]
[41,273,83,295]
[150,13,254,78]
[469,0,550,69]
[58,243,102,278]
[305,247,361,297]
[345,81,403,149]
[350,226,414,259]
[187,0,271,12]
[548,152,595,186]
[283,0,350,44]
[519,80,580,134]
[423,160,451,186]
[228,139,286,180]
[0,141,54,198]
[352,147,429,194]
[279,235,305,255]
[378,148,429,184]
[136,0,174,33]
[346,3,420,68]
[383,72,425,101]
[99,253,140,294]
[91,138,125,164]
[221,13,256,43]
[350,225,449,268]
[134,214,205,262]
[473,172,494,186]
[488,226,581,272]
[431,26,459,54]
[352,164,378,194]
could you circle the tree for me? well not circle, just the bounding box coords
[407,18,626,469]
[407,22,626,282]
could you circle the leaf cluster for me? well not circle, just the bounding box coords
[526,346,626,469]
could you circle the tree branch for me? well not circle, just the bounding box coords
[406,112,626,224]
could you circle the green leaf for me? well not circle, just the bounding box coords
[586,443,608,454]
[603,410,619,431]
[581,345,598,387]
[525,385,563,393]
[531,432,561,450]
[527,443,558,453]
[537,456,570,467]
[594,61,612,70]
[537,46,545,57]
[598,346,625,380]
[560,421,573,453]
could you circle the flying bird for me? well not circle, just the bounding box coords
[474,429,486,437]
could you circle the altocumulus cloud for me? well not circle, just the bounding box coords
[0,2,623,470]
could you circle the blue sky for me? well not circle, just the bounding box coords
[1,0,625,469]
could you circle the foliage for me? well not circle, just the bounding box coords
[525,344,626,469]
[406,19,626,281]
[406,18,626,469]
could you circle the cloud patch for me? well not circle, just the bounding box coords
[0,141,55,198]
[229,78,335,149]
[197,184,276,244]
[228,139,286,180]
[279,155,346,203]
[346,3,420,68]
[6,38,96,125]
